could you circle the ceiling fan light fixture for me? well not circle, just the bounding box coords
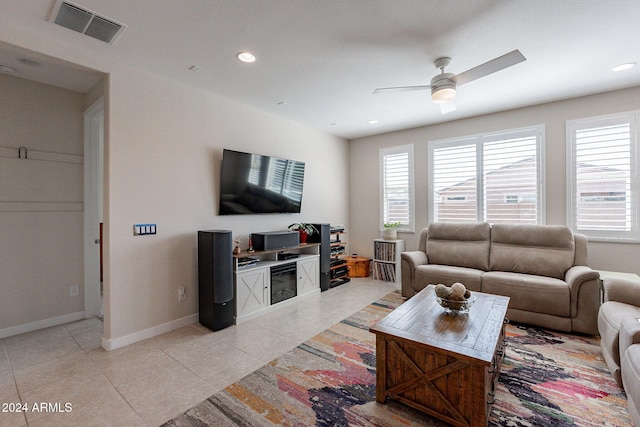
[431,86,456,103]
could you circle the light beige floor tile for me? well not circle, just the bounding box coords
[162,337,263,382]
[3,327,82,371]
[85,337,160,377]
[20,371,113,420]
[0,410,28,427]
[96,347,178,385]
[25,387,146,427]
[66,320,104,350]
[63,317,103,335]
[111,354,216,426]
[206,355,267,391]
[146,324,207,350]
[0,378,18,403]
[220,325,302,363]
[13,350,99,393]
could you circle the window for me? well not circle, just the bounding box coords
[380,145,414,231]
[429,126,545,224]
[567,112,639,241]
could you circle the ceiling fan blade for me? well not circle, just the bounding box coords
[440,101,456,114]
[373,85,430,95]
[452,49,526,86]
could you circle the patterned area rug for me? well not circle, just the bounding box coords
[163,292,631,427]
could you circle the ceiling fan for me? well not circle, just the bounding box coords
[373,49,526,114]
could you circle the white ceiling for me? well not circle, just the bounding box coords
[1,0,639,139]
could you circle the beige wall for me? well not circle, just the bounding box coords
[0,20,349,347]
[349,86,640,275]
[105,68,348,344]
[0,74,85,330]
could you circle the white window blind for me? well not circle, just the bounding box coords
[429,126,544,224]
[380,145,414,231]
[567,112,638,240]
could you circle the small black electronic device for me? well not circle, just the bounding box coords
[251,230,300,251]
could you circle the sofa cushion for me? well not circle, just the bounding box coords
[425,222,491,271]
[415,265,483,292]
[489,224,575,279]
[482,271,570,317]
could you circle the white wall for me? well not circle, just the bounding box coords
[349,86,640,276]
[0,74,85,332]
[0,21,349,347]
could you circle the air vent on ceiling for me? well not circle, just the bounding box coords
[50,1,127,44]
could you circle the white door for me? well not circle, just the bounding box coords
[83,98,104,318]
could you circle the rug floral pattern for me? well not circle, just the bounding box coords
[163,292,630,426]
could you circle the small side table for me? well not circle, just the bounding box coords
[344,255,371,278]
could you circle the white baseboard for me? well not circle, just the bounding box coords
[0,311,86,339]
[101,313,198,351]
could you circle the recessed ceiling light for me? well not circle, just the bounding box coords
[612,62,636,72]
[367,119,379,125]
[236,52,256,63]
[188,65,202,72]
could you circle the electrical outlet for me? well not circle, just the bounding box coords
[70,285,79,297]
[178,286,186,302]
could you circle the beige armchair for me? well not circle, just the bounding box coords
[598,277,640,425]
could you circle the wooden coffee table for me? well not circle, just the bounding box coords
[370,285,509,427]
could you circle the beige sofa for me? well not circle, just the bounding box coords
[401,222,600,335]
[598,278,640,424]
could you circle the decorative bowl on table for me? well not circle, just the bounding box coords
[435,294,476,314]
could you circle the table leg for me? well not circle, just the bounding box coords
[376,336,387,403]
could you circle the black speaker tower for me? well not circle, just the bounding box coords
[198,230,234,331]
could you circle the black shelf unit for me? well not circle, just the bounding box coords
[308,223,350,290]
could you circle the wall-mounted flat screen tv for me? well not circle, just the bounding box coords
[219,149,306,215]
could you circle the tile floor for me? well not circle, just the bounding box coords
[0,278,397,427]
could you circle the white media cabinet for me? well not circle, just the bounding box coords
[233,243,320,323]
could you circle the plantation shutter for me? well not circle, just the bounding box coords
[380,145,414,229]
[569,114,636,235]
[432,143,478,222]
[483,135,538,223]
[430,126,543,224]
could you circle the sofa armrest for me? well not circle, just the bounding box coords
[401,251,428,298]
[604,278,640,306]
[620,317,640,360]
[565,266,600,333]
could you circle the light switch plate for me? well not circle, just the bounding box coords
[134,224,157,236]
